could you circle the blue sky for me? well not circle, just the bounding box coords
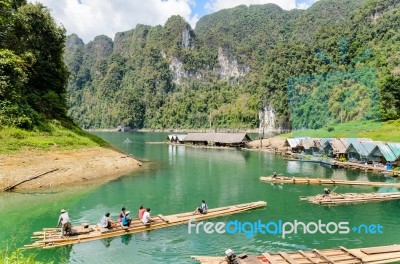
[27,0,319,43]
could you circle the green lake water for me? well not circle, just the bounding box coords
[1,132,399,263]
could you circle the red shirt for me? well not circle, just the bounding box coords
[139,209,145,219]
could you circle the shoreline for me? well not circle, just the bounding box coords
[0,147,142,191]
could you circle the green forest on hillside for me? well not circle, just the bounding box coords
[0,0,107,153]
[65,0,400,130]
[1,0,68,128]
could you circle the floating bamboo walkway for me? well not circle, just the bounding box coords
[300,192,400,205]
[192,244,400,264]
[24,201,266,249]
[259,176,400,188]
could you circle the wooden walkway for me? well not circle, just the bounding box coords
[192,244,400,264]
[24,201,266,249]
[259,176,400,188]
[300,192,400,205]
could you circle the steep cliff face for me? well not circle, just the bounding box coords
[217,47,249,79]
[65,0,399,130]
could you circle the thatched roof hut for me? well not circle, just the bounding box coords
[182,133,251,147]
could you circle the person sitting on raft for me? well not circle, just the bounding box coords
[323,188,331,197]
[100,212,115,229]
[193,200,208,214]
[121,211,131,227]
[141,208,154,225]
[138,205,146,220]
[118,207,126,222]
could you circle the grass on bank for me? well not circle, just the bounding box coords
[282,119,400,142]
[0,120,110,154]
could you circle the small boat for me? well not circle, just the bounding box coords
[24,201,266,249]
[192,244,400,264]
[300,192,400,205]
[260,176,400,187]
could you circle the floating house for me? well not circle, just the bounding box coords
[388,143,400,165]
[318,138,333,156]
[332,138,348,159]
[181,133,251,148]
[167,134,186,143]
[363,141,397,164]
[346,138,371,161]
[285,138,307,153]
[301,138,321,155]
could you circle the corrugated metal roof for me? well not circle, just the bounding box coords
[319,138,333,149]
[340,138,372,148]
[388,143,400,159]
[346,139,369,157]
[367,142,397,162]
[287,138,305,148]
[182,133,250,144]
[301,138,320,149]
[361,141,377,156]
[332,138,347,154]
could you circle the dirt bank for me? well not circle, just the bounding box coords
[0,147,142,191]
[248,136,287,152]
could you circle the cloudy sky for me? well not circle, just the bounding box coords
[27,0,319,43]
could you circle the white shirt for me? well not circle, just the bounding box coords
[58,212,70,225]
[142,211,150,224]
[100,216,109,228]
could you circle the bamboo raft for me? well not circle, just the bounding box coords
[24,201,266,249]
[300,192,400,205]
[259,176,400,188]
[192,244,400,264]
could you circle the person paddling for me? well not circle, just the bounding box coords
[57,209,71,236]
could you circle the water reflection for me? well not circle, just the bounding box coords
[121,234,132,245]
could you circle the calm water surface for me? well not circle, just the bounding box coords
[1,132,399,263]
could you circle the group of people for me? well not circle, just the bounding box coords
[99,205,155,229]
[57,199,208,235]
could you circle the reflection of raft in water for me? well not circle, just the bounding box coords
[192,244,400,264]
[24,201,267,249]
[300,192,400,205]
[259,176,400,187]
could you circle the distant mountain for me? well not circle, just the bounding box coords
[65,0,400,131]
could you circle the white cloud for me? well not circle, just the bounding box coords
[27,0,196,43]
[296,0,319,9]
[204,0,297,13]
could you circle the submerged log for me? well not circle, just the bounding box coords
[3,169,59,191]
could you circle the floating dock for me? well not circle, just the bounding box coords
[24,201,266,249]
[192,244,400,264]
[260,176,400,188]
[300,192,400,205]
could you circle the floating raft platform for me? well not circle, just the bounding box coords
[192,244,400,264]
[300,192,400,205]
[260,176,400,188]
[24,201,266,249]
